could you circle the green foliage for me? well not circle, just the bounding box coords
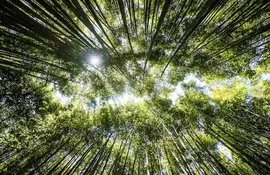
[1,0,270,174]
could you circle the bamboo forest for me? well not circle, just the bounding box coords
[0,0,270,174]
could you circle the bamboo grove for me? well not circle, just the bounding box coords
[0,0,269,174]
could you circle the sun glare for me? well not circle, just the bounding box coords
[89,55,101,66]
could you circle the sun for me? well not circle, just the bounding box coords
[89,55,101,66]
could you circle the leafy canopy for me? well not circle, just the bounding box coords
[0,0,269,174]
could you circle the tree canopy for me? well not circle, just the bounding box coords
[0,0,269,174]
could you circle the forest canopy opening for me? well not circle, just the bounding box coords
[0,0,269,174]
[89,55,102,66]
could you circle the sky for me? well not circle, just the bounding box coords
[53,71,270,107]
[53,54,270,108]
[51,56,269,163]
[217,142,232,160]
